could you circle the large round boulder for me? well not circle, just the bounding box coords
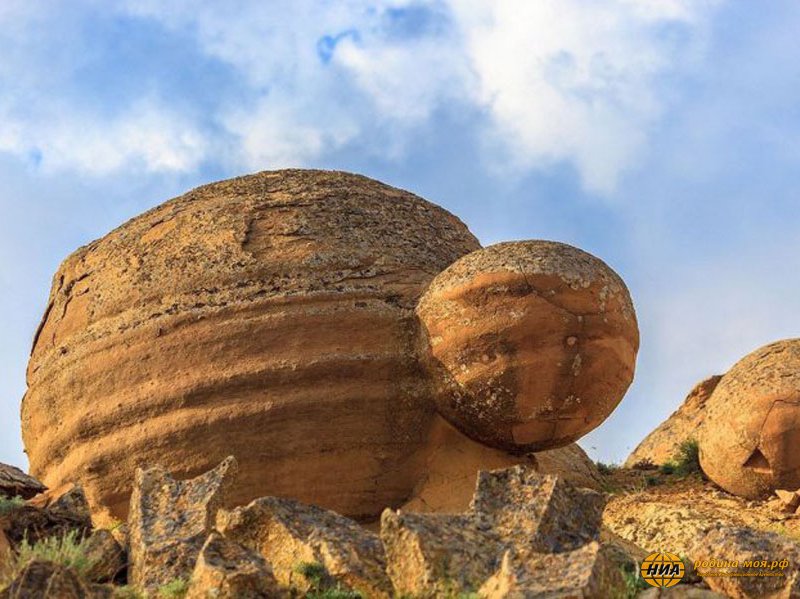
[22,169,480,520]
[415,240,639,453]
[699,339,800,498]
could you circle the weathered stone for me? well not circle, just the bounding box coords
[626,375,721,467]
[401,416,600,514]
[1,484,92,548]
[775,489,800,512]
[128,456,237,592]
[23,169,480,523]
[0,529,10,578]
[0,464,46,500]
[417,240,639,453]
[185,532,281,599]
[603,500,716,557]
[383,466,607,597]
[690,525,800,599]
[218,495,390,597]
[470,467,604,553]
[83,529,126,583]
[478,543,626,599]
[0,560,113,598]
[700,339,800,498]
[381,509,501,597]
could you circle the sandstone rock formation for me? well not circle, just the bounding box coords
[0,464,45,500]
[699,339,800,498]
[22,169,639,522]
[382,466,618,597]
[22,169,480,521]
[217,495,392,597]
[417,240,639,452]
[186,532,280,599]
[626,375,721,468]
[128,456,237,591]
[400,415,601,514]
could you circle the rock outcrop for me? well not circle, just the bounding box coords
[0,484,92,549]
[186,532,281,599]
[0,464,45,500]
[626,375,721,467]
[699,339,800,498]
[82,530,126,584]
[22,169,480,521]
[217,496,392,597]
[22,169,639,523]
[400,415,600,514]
[417,240,639,452]
[0,561,112,599]
[382,466,620,597]
[128,456,237,592]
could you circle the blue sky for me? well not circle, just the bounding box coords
[1,0,799,468]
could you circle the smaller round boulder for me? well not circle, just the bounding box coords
[699,339,800,498]
[415,240,639,453]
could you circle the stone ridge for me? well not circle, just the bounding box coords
[22,169,481,521]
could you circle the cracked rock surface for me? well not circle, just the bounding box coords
[700,339,800,498]
[416,240,639,452]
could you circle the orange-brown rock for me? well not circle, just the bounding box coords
[699,339,800,499]
[416,240,639,453]
[22,169,479,521]
[401,416,601,514]
[625,375,721,468]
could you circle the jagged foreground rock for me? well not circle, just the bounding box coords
[128,456,237,592]
[22,169,639,522]
[382,465,623,597]
[700,338,800,499]
[0,464,46,500]
[186,532,281,599]
[0,560,113,599]
[217,496,392,597]
[625,375,721,468]
[0,484,92,549]
[120,457,624,597]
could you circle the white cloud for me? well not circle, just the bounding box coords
[0,0,720,190]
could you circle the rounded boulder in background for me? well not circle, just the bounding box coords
[699,339,800,499]
[22,169,480,521]
[416,240,639,453]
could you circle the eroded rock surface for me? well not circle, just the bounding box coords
[0,464,46,500]
[479,543,624,599]
[82,530,126,584]
[401,416,600,514]
[0,484,92,549]
[23,169,480,521]
[217,495,391,597]
[128,456,236,591]
[700,339,800,498]
[626,375,721,467]
[186,532,281,599]
[417,240,639,453]
[0,560,112,599]
[382,466,611,597]
[690,526,800,599]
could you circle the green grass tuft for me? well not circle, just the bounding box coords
[0,530,96,590]
[294,561,362,599]
[0,495,25,516]
[157,578,189,598]
[660,439,701,478]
